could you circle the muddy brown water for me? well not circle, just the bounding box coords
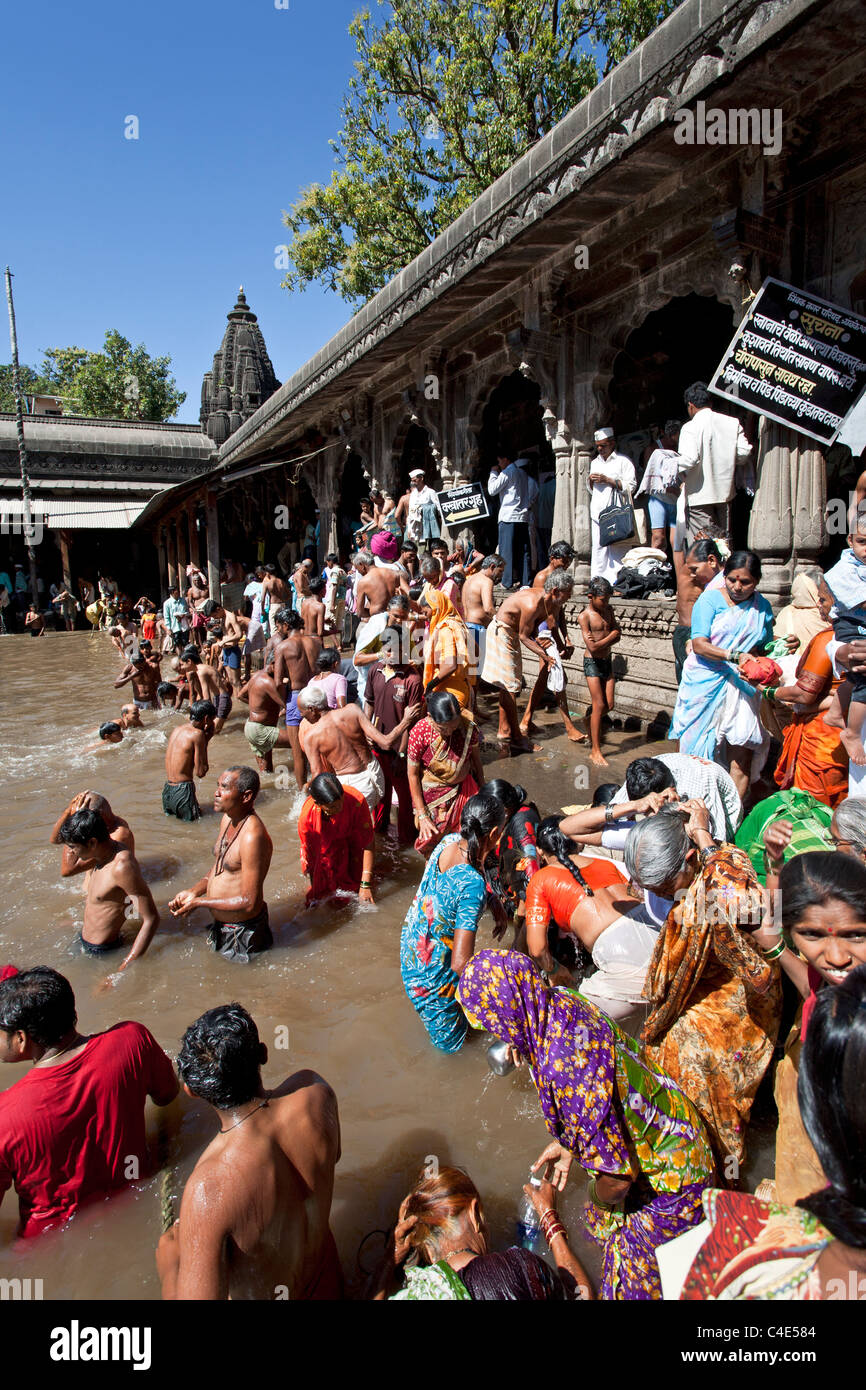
[0,631,773,1298]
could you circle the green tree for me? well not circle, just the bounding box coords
[40,331,186,421]
[0,362,55,412]
[282,0,678,303]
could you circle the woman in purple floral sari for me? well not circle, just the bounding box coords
[457,950,715,1299]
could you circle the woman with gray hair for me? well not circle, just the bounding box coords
[625,802,781,1168]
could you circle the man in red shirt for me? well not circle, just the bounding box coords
[363,607,424,844]
[0,967,178,1238]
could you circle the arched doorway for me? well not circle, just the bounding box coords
[475,371,554,555]
[395,422,438,498]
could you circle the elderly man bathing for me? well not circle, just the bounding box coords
[297,685,421,810]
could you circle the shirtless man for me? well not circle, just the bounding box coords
[481,573,574,752]
[114,653,160,710]
[297,685,420,810]
[271,607,314,788]
[353,549,403,618]
[532,541,575,593]
[301,576,326,638]
[261,564,291,612]
[156,1004,341,1300]
[238,663,300,783]
[119,703,142,730]
[50,790,135,878]
[58,809,159,971]
[672,537,723,682]
[24,604,44,637]
[162,700,215,821]
[462,553,505,684]
[138,639,163,684]
[168,766,274,962]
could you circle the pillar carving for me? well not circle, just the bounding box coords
[747,419,795,608]
[311,444,343,565]
[157,528,168,594]
[165,525,178,591]
[791,435,826,570]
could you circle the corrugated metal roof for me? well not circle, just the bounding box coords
[0,495,156,529]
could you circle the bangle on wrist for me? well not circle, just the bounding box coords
[604,805,615,825]
[765,686,778,703]
[586,1175,618,1212]
[761,938,786,961]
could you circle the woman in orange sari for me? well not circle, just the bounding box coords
[419,584,472,709]
[771,579,848,808]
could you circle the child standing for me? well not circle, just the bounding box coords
[578,577,621,766]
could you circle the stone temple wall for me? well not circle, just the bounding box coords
[517,596,679,728]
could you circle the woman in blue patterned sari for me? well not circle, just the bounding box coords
[400,795,506,1053]
[670,549,774,798]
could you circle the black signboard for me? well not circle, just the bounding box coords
[709,278,866,445]
[437,482,490,527]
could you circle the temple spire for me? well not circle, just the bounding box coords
[201,288,280,444]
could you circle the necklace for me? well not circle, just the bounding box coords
[35,1035,85,1067]
[219,1097,269,1134]
[214,817,249,876]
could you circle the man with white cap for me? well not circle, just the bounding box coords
[588,428,637,581]
[396,469,442,546]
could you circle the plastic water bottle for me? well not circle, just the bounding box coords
[515,1172,542,1250]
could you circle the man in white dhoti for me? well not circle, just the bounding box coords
[588,428,637,581]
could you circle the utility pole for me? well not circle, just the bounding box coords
[4,267,40,607]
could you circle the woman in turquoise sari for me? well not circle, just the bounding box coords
[670,549,774,798]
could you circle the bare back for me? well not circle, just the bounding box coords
[462,572,494,626]
[300,705,369,777]
[176,1072,341,1300]
[355,567,399,618]
[165,724,203,782]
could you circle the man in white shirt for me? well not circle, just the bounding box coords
[395,469,442,545]
[588,428,637,581]
[488,451,539,588]
[676,382,752,546]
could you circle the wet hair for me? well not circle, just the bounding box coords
[157,682,176,699]
[180,645,199,663]
[548,542,575,563]
[189,700,216,723]
[325,552,339,565]
[420,557,441,582]
[308,772,344,806]
[543,571,573,595]
[797,964,866,1246]
[481,553,505,571]
[59,809,110,846]
[461,794,508,871]
[177,1003,264,1109]
[482,779,525,818]
[624,807,690,890]
[683,382,711,410]
[274,606,303,630]
[99,721,121,739]
[625,757,676,800]
[833,798,866,856]
[536,817,594,898]
[315,647,341,672]
[0,967,76,1048]
[354,548,373,567]
[724,549,762,580]
[209,625,224,640]
[200,599,220,617]
[778,851,866,933]
[401,1164,482,1265]
[297,685,328,713]
[426,690,460,724]
[587,577,612,598]
[387,593,410,612]
[685,538,723,565]
[308,576,326,597]
[225,765,260,799]
[591,782,619,807]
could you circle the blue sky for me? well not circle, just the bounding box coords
[2,0,366,422]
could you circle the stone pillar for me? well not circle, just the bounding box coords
[166,525,178,591]
[549,415,574,545]
[311,446,342,567]
[748,419,796,608]
[176,513,189,578]
[59,531,72,591]
[791,435,827,571]
[157,528,168,595]
[205,492,221,600]
[185,507,199,571]
[570,440,593,587]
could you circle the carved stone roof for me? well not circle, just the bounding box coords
[201,288,280,446]
[215,0,841,470]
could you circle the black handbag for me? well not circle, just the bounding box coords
[597,491,635,547]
